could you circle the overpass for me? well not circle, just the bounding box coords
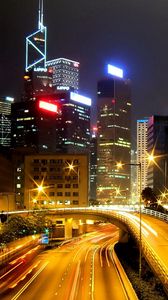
[44,206,168,294]
[8,206,168,294]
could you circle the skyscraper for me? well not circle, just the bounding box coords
[55,91,91,154]
[26,0,47,71]
[137,118,149,196]
[147,115,168,196]
[11,91,91,154]
[11,95,60,153]
[23,0,52,101]
[23,68,53,101]
[97,65,131,204]
[89,127,98,201]
[0,96,14,147]
[46,58,79,91]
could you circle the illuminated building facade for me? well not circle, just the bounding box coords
[24,153,88,209]
[147,115,168,196]
[130,149,138,203]
[89,127,98,201]
[137,118,149,196]
[11,96,60,153]
[52,91,91,154]
[26,0,46,71]
[0,96,14,147]
[11,92,91,154]
[23,68,53,101]
[46,58,79,91]
[97,65,131,204]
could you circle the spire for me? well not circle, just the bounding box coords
[38,0,44,30]
[26,0,47,71]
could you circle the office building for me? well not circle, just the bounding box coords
[0,96,14,147]
[26,0,47,71]
[130,149,138,203]
[57,91,91,154]
[11,91,91,154]
[23,68,53,101]
[137,118,149,196]
[89,127,98,201]
[147,115,168,196]
[46,58,79,91]
[97,65,131,204]
[24,153,88,209]
[11,94,60,153]
[0,147,15,211]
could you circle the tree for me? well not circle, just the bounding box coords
[0,213,7,223]
[141,187,158,207]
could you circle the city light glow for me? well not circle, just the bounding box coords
[70,92,91,106]
[39,100,58,113]
[107,64,123,78]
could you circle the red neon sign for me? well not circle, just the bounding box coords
[39,100,58,113]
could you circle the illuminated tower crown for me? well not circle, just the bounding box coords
[26,0,47,71]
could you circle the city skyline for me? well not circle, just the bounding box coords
[1,0,168,141]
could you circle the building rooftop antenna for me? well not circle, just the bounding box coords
[38,0,44,30]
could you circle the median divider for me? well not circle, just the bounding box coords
[111,243,139,300]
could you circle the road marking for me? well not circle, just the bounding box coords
[0,261,23,280]
[69,260,81,300]
[11,261,49,300]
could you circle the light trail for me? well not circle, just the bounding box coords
[69,260,81,300]
[91,245,99,300]
[119,212,158,236]
[0,261,23,280]
[11,261,49,300]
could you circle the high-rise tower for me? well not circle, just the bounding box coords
[0,96,14,147]
[46,58,80,91]
[97,65,131,204]
[147,115,168,196]
[23,1,53,101]
[26,0,47,71]
[137,118,149,196]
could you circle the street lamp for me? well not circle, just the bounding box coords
[147,152,168,196]
[117,161,142,283]
[28,184,44,211]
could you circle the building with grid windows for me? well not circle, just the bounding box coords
[24,153,88,209]
[11,91,91,154]
[97,66,131,204]
[137,118,149,196]
[147,115,168,196]
[46,58,79,91]
[0,96,14,147]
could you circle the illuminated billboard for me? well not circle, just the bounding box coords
[39,100,58,113]
[70,92,91,106]
[107,64,123,78]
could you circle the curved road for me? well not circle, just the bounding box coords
[1,224,137,300]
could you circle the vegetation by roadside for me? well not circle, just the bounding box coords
[0,213,50,244]
[115,238,167,300]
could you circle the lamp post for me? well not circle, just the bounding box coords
[117,162,142,282]
[148,152,168,199]
[28,184,44,211]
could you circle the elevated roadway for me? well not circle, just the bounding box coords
[6,206,168,294]
[44,207,168,293]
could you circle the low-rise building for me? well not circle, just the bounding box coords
[24,153,89,209]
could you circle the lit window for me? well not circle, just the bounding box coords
[65,200,71,205]
[57,200,63,205]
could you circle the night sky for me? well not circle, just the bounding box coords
[1,0,168,144]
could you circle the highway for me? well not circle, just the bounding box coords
[116,211,168,290]
[1,224,137,300]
